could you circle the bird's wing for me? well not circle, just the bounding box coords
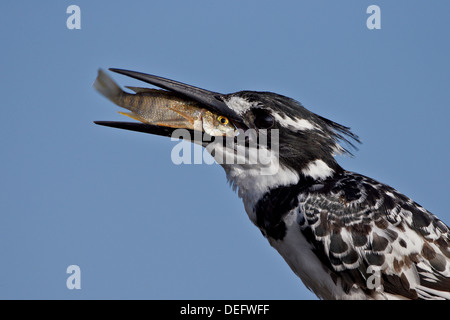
[298,172,450,299]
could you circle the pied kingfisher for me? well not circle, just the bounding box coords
[95,68,450,300]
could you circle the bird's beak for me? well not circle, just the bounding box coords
[94,68,243,141]
[95,120,220,147]
[109,68,241,122]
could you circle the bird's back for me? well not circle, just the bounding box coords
[259,171,450,300]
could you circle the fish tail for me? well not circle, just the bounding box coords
[93,69,125,104]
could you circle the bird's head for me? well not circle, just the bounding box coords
[96,69,360,200]
[219,91,359,176]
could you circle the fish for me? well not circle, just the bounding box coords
[93,69,236,137]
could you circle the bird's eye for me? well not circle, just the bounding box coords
[254,111,274,129]
[218,116,229,125]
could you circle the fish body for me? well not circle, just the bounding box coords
[93,69,236,136]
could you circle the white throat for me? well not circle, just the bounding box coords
[207,140,300,203]
[223,161,299,224]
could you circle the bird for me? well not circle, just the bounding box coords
[95,68,450,300]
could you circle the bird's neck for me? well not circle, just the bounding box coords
[224,162,300,206]
[222,157,342,222]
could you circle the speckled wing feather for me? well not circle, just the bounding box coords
[297,171,450,299]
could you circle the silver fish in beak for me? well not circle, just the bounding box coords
[93,69,236,137]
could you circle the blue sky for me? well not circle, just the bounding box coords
[0,1,449,299]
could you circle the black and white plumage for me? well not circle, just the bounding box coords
[95,69,450,300]
[258,171,450,299]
